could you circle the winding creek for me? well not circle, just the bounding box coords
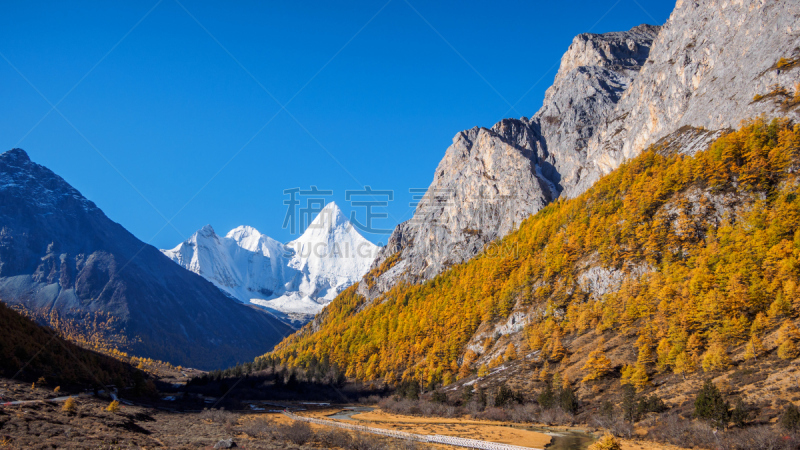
[326,407,595,450]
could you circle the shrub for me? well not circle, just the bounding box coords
[508,403,540,423]
[620,385,637,423]
[62,397,77,414]
[242,416,277,438]
[393,439,424,450]
[106,400,120,413]
[279,421,314,445]
[318,428,352,448]
[348,432,382,450]
[559,387,578,414]
[538,406,574,426]
[199,408,237,425]
[694,380,729,429]
[588,433,621,450]
[781,404,800,432]
[637,394,667,416]
[729,398,750,428]
[478,407,509,422]
[431,390,447,404]
[538,384,555,409]
[647,414,799,450]
[53,386,60,394]
[589,414,633,439]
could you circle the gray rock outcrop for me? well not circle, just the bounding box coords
[364,120,555,292]
[213,439,236,449]
[531,24,660,193]
[363,24,661,297]
[570,0,800,196]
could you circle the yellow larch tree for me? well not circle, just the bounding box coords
[504,343,517,361]
[777,320,800,360]
[582,347,612,382]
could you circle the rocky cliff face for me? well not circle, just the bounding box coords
[364,121,554,293]
[531,24,660,193]
[0,149,293,369]
[366,1,800,297]
[363,24,660,297]
[570,0,800,196]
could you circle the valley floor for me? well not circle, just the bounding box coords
[4,375,779,450]
[301,407,690,450]
[0,379,434,450]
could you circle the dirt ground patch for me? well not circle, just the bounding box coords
[308,407,554,448]
[303,407,687,450]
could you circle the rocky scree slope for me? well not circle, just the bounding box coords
[0,149,292,370]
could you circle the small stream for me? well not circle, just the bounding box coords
[520,427,595,450]
[326,407,595,450]
[326,406,375,421]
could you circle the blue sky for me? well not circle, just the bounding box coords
[1,0,675,248]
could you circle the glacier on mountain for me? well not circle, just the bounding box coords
[161,202,380,318]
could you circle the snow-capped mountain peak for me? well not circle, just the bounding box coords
[306,201,349,230]
[226,224,261,242]
[287,201,378,277]
[161,202,380,322]
[226,225,285,256]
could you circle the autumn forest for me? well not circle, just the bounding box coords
[269,119,800,393]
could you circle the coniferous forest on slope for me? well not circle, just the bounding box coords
[270,119,800,390]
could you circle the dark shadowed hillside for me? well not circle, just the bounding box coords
[0,148,293,370]
[0,301,140,388]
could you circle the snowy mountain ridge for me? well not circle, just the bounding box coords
[162,202,380,321]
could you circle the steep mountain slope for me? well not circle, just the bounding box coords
[0,149,292,370]
[272,119,800,400]
[162,202,379,318]
[0,301,142,387]
[571,0,800,196]
[362,0,800,300]
[363,24,661,298]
